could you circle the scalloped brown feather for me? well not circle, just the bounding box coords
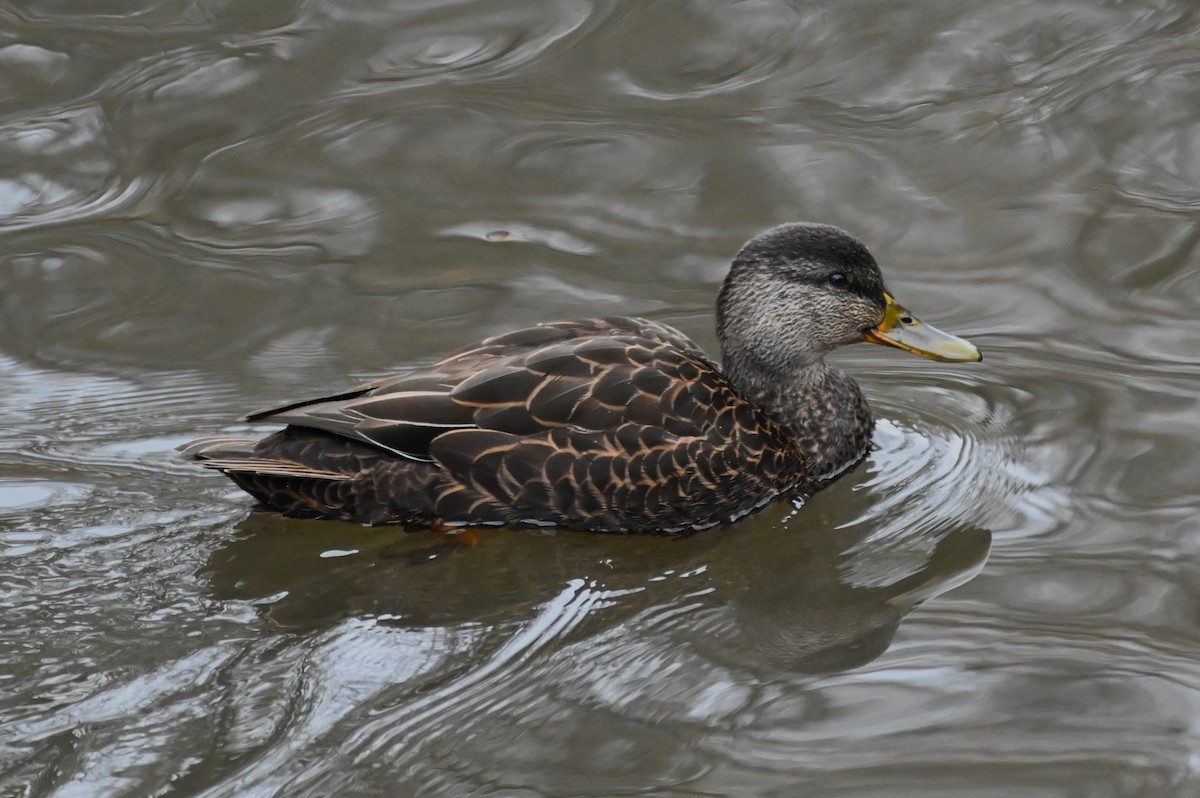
[184,317,828,532]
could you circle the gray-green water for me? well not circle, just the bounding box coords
[2,1,1199,795]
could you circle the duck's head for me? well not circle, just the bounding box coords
[716,223,981,379]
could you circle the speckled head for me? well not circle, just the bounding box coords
[717,222,981,384]
[717,223,891,375]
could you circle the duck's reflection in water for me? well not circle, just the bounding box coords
[200,500,990,675]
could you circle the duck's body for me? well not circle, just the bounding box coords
[184,224,980,532]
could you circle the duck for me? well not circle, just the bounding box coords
[183,223,981,533]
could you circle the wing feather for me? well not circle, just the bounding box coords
[220,317,797,529]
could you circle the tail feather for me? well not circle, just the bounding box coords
[182,427,443,523]
[180,435,351,481]
[179,435,260,460]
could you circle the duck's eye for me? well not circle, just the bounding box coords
[827,273,848,288]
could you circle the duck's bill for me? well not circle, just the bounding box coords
[864,293,982,363]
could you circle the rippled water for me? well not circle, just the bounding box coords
[2,0,1199,795]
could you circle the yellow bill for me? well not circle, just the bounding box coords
[864,293,982,362]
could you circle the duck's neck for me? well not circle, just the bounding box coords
[723,355,874,479]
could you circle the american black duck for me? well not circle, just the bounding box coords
[183,223,981,532]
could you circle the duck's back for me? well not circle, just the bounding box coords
[183,317,807,532]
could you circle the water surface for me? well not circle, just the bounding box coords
[2,0,1199,795]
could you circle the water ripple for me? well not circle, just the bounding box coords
[345,0,598,90]
[0,107,145,233]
